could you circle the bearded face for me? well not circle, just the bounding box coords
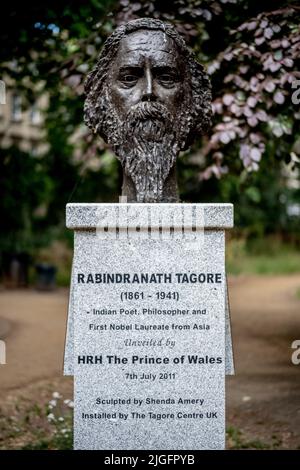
[95,29,191,202]
[84,23,211,203]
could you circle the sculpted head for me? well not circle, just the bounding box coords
[84,18,212,202]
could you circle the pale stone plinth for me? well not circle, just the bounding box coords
[64,203,234,450]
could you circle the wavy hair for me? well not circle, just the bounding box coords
[84,18,212,149]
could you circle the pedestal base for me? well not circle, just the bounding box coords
[64,203,234,450]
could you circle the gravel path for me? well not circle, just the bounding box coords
[227,275,300,449]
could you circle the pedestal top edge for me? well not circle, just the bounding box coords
[67,202,233,208]
[66,203,234,230]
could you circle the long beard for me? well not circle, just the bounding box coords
[120,102,178,202]
[100,97,180,202]
[122,133,178,203]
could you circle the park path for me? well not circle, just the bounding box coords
[227,275,300,448]
[0,275,300,448]
[0,289,68,390]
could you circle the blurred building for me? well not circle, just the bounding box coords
[0,83,48,155]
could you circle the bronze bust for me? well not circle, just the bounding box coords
[84,18,212,203]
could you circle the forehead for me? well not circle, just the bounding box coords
[115,29,182,67]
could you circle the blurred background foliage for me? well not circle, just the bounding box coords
[0,0,300,283]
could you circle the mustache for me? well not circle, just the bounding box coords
[126,101,172,123]
[124,102,173,141]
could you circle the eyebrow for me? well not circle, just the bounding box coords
[123,48,176,55]
[118,65,143,72]
[118,64,177,70]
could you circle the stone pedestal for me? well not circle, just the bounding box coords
[64,203,234,450]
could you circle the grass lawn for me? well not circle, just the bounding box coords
[226,238,300,275]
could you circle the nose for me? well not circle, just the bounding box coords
[142,65,155,102]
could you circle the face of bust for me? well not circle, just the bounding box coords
[96,28,191,202]
[108,29,186,121]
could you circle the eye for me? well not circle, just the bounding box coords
[122,75,138,82]
[119,74,139,87]
[159,74,174,82]
[156,73,178,87]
